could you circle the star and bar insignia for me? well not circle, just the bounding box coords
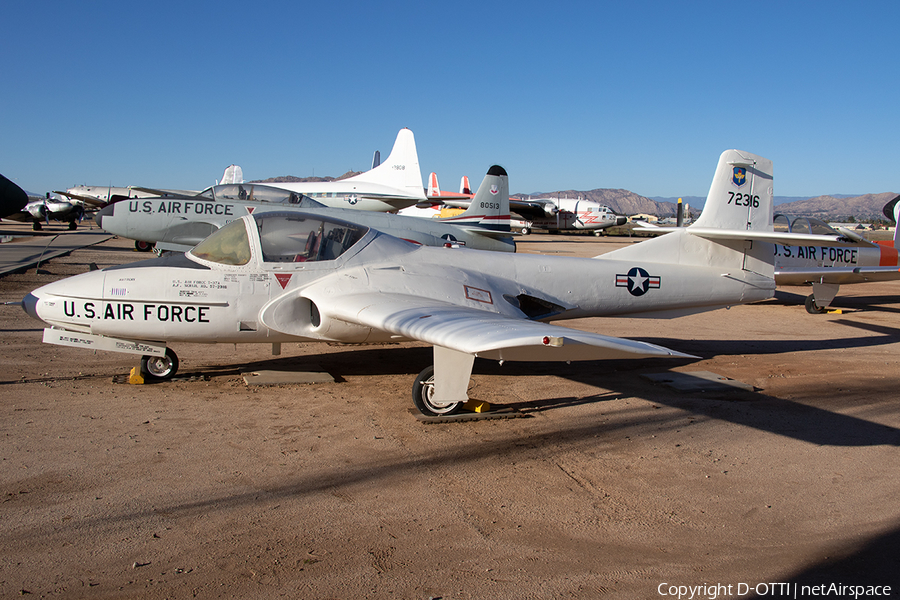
[615,267,661,296]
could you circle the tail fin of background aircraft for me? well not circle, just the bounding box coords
[345,128,426,200]
[372,150,381,169]
[219,165,244,185]
[882,195,900,248]
[427,172,442,197]
[460,176,472,195]
[437,165,510,232]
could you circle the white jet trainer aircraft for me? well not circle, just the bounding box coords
[23,150,850,416]
[93,166,515,254]
[772,197,900,313]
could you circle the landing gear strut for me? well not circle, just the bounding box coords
[411,365,463,416]
[141,348,179,380]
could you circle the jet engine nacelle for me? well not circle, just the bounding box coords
[542,203,558,217]
[259,291,375,343]
[26,203,47,220]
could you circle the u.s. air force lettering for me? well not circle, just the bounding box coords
[616,267,661,296]
[129,200,235,216]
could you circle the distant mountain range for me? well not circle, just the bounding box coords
[253,174,896,221]
[514,190,898,221]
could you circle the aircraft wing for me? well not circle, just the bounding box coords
[509,199,558,220]
[129,187,201,198]
[776,266,900,286]
[316,292,695,361]
[53,191,108,207]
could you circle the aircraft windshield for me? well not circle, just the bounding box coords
[774,213,840,236]
[254,213,367,263]
[210,184,319,206]
[190,218,252,265]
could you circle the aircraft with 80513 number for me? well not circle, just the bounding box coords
[22,150,853,416]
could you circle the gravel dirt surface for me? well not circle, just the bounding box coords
[1,224,899,599]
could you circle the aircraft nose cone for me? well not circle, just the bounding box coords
[22,292,42,323]
[0,173,29,219]
[95,203,113,229]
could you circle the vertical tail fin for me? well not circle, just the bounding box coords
[460,176,472,195]
[438,166,510,231]
[219,165,244,185]
[427,172,441,197]
[372,150,381,169]
[690,149,773,232]
[882,195,900,248]
[344,128,425,199]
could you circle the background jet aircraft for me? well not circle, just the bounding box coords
[261,128,426,212]
[59,164,245,208]
[773,196,900,313]
[23,150,852,416]
[94,166,515,253]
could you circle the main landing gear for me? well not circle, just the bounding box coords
[411,365,463,416]
[805,294,827,314]
[141,348,179,381]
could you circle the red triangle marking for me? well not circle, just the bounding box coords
[275,273,292,289]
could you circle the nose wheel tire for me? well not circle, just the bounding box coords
[141,348,179,380]
[412,365,463,416]
[805,294,827,314]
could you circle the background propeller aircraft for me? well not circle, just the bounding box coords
[513,196,628,235]
[0,173,84,230]
[94,166,515,253]
[23,150,850,416]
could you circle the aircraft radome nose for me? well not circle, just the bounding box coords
[95,204,113,228]
[22,292,42,322]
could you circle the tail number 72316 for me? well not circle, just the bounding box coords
[727,192,759,208]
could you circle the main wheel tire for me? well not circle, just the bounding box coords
[411,365,463,416]
[520,227,530,235]
[68,221,78,230]
[135,240,154,252]
[141,348,179,380]
[805,294,826,314]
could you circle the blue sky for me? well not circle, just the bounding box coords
[3,1,898,198]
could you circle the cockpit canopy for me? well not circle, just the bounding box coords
[773,214,840,236]
[189,213,368,266]
[205,183,325,208]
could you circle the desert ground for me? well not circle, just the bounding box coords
[1,223,899,599]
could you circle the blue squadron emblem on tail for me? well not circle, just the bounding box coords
[615,267,661,297]
[732,167,747,187]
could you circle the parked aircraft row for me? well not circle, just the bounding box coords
[94,166,516,254]
[24,149,870,416]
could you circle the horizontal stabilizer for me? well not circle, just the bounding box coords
[687,227,859,247]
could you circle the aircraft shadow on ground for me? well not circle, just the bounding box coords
[182,336,900,449]
[766,290,900,314]
[752,522,900,595]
